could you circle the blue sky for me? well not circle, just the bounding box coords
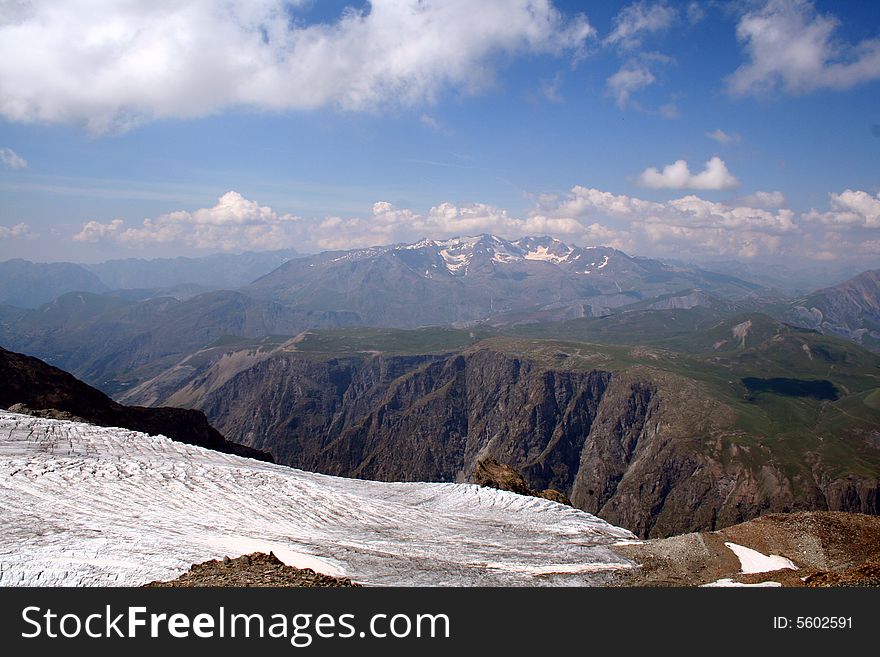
[0,0,879,264]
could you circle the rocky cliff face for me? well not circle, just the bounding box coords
[192,347,878,538]
[0,346,272,462]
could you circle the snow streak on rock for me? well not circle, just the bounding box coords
[0,412,635,587]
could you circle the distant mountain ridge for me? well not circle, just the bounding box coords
[246,234,761,326]
[785,268,880,351]
[0,249,301,308]
[0,289,360,394]
[85,249,300,290]
[0,259,108,307]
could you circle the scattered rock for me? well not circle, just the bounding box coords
[144,552,360,588]
[7,403,88,424]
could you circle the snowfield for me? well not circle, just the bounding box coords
[724,542,797,574]
[0,411,635,587]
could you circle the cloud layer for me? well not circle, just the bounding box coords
[73,184,880,263]
[74,191,300,251]
[0,0,593,133]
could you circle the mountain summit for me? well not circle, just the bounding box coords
[247,235,759,327]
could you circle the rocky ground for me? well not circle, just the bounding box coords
[472,458,572,505]
[609,511,880,587]
[144,552,360,587]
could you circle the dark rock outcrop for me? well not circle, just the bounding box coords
[0,346,272,462]
[473,458,572,505]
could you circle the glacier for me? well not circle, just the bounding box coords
[0,411,635,587]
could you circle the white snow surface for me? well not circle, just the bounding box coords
[521,244,573,264]
[724,542,797,574]
[701,578,782,587]
[0,412,636,587]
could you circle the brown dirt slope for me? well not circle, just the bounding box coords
[611,511,880,587]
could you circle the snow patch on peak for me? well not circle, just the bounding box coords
[523,244,573,264]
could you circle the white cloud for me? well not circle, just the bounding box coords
[727,0,880,96]
[603,2,676,111]
[637,157,740,191]
[530,185,797,259]
[737,190,786,209]
[0,223,32,239]
[0,147,27,169]
[0,0,594,133]
[606,64,656,107]
[686,2,706,25]
[73,191,301,251]
[659,102,679,119]
[539,72,564,103]
[605,1,677,49]
[69,185,880,262]
[73,219,125,243]
[706,128,740,144]
[804,189,880,228]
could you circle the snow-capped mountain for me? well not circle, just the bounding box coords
[246,235,760,327]
[286,235,617,278]
[0,411,635,586]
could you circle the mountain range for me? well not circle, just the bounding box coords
[245,235,762,326]
[0,249,299,308]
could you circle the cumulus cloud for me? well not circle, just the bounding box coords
[637,157,740,191]
[727,0,880,96]
[0,223,32,239]
[312,199,585,250]
[706,129,740,144]
[532,185,796,259]
[69,185,880,262]
[74,191,301,251]
[0,0,594,133]
[606,64,656,107]
[605,1,677,49]
[0,147,27,169]
[304,185,801,259]
[803,189,880,228]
